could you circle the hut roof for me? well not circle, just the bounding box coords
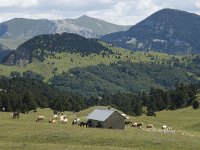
[87,109,115,121]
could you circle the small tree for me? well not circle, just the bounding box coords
[10,71,21,78]
[146,108,156,117]
[22,91,36,111]
[192,100,199,109]
[133,103,143,116]
[23,70,44,81]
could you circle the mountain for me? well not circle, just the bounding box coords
[0,41,176,82]
[1,32,200,97]
[0,43,11,63]
[2,33,112,66]
[0,16,130,49]
[101,9,200,55]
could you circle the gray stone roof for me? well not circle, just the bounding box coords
[87,109,115,121]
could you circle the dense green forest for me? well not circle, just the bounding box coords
[0,72,199,116]
[0,72,87,113]
[91,82,199,116]
[19,33,111,55]
[50,60,198,97]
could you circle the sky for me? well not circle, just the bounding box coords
[0,0,200,25]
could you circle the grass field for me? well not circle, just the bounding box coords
[0,106,200,150]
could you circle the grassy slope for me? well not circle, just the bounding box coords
[0,38,28,49]
[0,107,200,150]
[0,43,174,81]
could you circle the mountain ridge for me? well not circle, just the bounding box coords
[101,8,200,55]
[0,16,130,49]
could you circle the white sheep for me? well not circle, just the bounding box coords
[36,116,45,122]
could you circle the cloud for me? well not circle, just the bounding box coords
[0,0,38,8]
[196,2,200,8]
[0,0,199,25]
[87,0,161,25]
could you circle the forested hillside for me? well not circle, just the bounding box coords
[0,72,199,116]
[0,41,174,80]
[0,43,11,63]
[101,9,200,54]
[0,73,87,113]
[50,59,199,97]
[3,33,112,65]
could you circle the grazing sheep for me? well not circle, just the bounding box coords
[36,116,45,122]
[132,123,138,128]
[78,121,88,127]
[168,127,172,130]
[137,122,143,128]
[125,120,132,125]
[72,118,80,125]
[132,122,143,128]
[59,118,68,124]
[146,124,154,128]
[59,115,68,124]
[52,114,58,120]
[77,118,80,123]
[162,125,167,129]
[12,112,20,119]
[49,118,57,123]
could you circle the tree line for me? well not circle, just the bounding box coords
[85,82,199,116]
[0,70,199,116]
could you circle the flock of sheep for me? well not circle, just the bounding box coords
[12,111,186,135]
[34,111,83,126]
[125,121,184,135]
[35,112,70,124]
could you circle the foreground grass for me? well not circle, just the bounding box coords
[0,107,200,150]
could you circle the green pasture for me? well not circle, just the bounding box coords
[0,107,200,150]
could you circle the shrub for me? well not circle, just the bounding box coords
[192,100,199,109]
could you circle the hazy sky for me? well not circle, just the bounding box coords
[0,0,200,25]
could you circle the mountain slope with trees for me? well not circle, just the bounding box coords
[3,33,112,66]
[50,60,199,97]
[0,71,199,116]
[0,73,87,113]
[0,46,174,81]
[101,9,200,55]
[0,43,11,63]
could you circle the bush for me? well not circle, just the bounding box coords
[192,100,199,109]
[146,108,156,117]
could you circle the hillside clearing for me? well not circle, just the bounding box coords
[0,47,174,81]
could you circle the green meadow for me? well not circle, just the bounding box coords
[0,107,200,150]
